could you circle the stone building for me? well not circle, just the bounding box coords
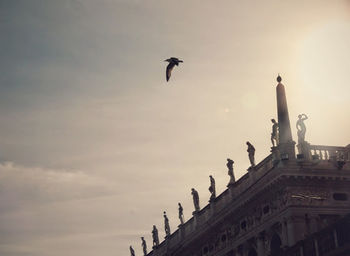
[140,76,350,256]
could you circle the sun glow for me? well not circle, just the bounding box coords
[298,20,350,100]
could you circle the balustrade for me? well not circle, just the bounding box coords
[309,145,349,161]
[147,145,349,255]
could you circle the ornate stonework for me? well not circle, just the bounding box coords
[130,77,350,256]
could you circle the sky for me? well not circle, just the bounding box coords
[0,0,350,255]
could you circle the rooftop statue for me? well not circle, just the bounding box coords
[226,158,235,185]
[178,203,184,225]
[191,188,200,212]
[129,246,135,256]
[141,237,147,256]
[152,225,159,248]
[271,119,279,147]
[296,114,308,144]
[209,175,216,201]
[246,141,256,167]
[163,211,171,237]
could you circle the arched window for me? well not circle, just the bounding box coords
[221,234,227,242]
[333,193,348,201]
[270,233,282,256]
[247,248,257,256]
[226,250,235,256]
[240,220,247,230]
[203,246,208,254]
[263,205,270,214]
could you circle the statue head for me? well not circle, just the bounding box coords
[298,114,302,119]
[271,118,276,123]
[246,141,250,146]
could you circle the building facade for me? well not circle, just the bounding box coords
[141,77,350,256]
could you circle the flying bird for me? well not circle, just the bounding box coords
[165,57,183,82]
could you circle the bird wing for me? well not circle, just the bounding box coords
[166,62,175,81]
[170,57,183,63]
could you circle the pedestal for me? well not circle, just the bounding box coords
[297,141,311,161]
[278,141,296,161]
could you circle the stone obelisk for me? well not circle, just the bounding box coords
[276,75,295,159]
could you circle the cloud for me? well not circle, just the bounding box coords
[0,161,177,256]
[0,161,116,214]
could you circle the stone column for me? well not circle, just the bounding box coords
[286,217,296,246]
[309,215,319,234]
[314,239,320,256]
[276,75,296,160]
[333,229,339,248]
[281,219,289,247]
[276,75,293,144]
[257,233,265,256]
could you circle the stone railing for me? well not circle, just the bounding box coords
[145,144,350,255]
[309,144,350,161]
[147,154,275,256]
[147,144,350,255]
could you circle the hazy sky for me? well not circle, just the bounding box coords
[1,0,350,255]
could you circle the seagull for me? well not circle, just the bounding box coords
[164,57,183,82]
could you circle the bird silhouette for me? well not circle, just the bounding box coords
[164,57,183,82]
